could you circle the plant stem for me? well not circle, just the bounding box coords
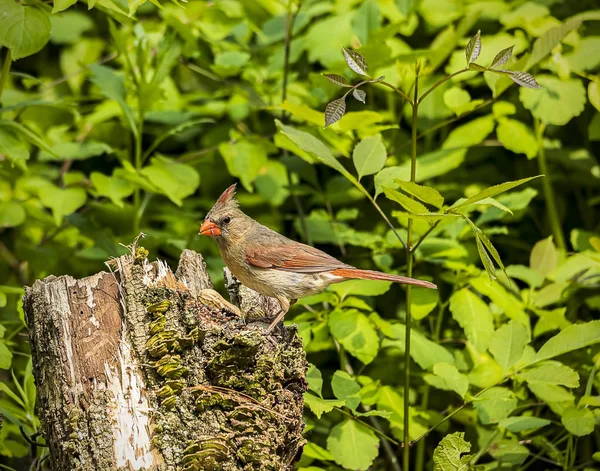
[418,68,469,104]
[535,120,566,250]
[378,81,413,106]
[0,49,12,106]
[403,69,419,471]
[411,220,442,254]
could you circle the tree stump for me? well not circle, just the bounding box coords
[23,247,307,471]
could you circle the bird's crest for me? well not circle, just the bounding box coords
[211,183,239,212]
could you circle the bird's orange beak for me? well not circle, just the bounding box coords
[199,220,221,237]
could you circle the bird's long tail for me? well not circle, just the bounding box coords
[330,268,437,289]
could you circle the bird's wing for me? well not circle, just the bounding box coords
[245,240,349,274]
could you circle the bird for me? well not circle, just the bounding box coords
[199,184,437,331]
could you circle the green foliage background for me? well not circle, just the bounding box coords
[0,0,600,469]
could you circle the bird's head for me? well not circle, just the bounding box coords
[199,183,248,242]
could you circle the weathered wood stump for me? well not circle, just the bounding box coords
[23,246,307,471]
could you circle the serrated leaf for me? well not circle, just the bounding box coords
[518,361,580,388]
[342,47,369,76]
[323,73,351,87]
[475,233,496,280]
[433,432,475,471]
[535,320,600,362]
[451,176,542,210]
[331,371,361,410]
[425,362,469,398]
[324,98,346,128]
[353,88,366,103]
[327,419,379,471]
[304,393,345,419]
[395,180,444,209]
[561,406,595,436]
[491,46,514,68]
[465,30,482,65]
[507,71,542,89]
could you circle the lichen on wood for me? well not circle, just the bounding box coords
[23,247,307,471]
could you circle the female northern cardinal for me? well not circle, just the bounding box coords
[199,184,436,330]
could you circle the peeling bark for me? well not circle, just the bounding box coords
[23,249,307,471]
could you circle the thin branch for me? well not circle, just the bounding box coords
[418,68,469,104]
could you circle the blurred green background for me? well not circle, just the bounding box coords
[0,0,599,469]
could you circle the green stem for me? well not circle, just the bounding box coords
[378,81,413,106]
[0,49,12,106]
[418,68,469,104]
[536,120,566,250]
[403,70,419,471]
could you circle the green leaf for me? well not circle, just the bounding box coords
[0,201,26,228]
[561,406,596,436]
[342,47,369,76]
[323,73,351,87]
[490,46,514,68]
[488,439,529,465]
[499,416,550,433]
[425,362,469,398]
[474,387,518,424]
[324,98,346,128]
[38,186,87,225]
[353,134,386,180]
[0,0,50,59]
[304,393,344,419]
[496,118,538,159]
[302,442,334,461]
[433,432,476,471]
[519,76,586,126]
[0,128,29,169]
[536,320,600,362]
[412,287,438,321]
[331,371,361,410]
[52,0,78,13]
[41,141,113,161]
[89,64,138,136]
[518,361,579,388]
[383,187,429,214]
[589,81,600,112]
[329,309,379,364]
[465,30,481,65]
[141,156,200,206]
[449,288,494,352]
[306,364,323,397]
[91,172,135,208]
[530,237,557,278]
[395,180,444,209]
[276,121,354,182]
[327,419,379,471]
[489,321,530,372]
[218,139,267,192]
[0,343,12,369]
[451,176,541,210]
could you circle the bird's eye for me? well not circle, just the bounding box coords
[222,216,231,225]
